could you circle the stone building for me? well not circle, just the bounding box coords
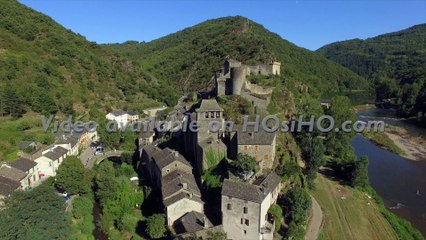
[228,126,277,170]
[140,146,206,227]
[190,99,227,175]
[221,172,281,240]
[0,164,29,190]
[215,59,279,109]
[10,157,39,188]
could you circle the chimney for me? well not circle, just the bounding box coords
[181,182,187,189]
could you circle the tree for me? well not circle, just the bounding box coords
[146,214,166,239]
[95,161,119,205]
[0,185,71,239]
[72,196,93,219]
[232,153,256,176]
[120,152,133,165]
[352,156,369,189]
[55,156,91,195]
[268,204,283,233]
[283,187,311,225]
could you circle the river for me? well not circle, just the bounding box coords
[352,109,426,237]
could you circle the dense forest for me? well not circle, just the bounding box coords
[0,0,176,119]
[105,16,374,103]
[318,24,426,126]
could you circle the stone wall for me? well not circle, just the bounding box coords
[221,195,262,240]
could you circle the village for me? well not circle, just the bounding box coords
[0,59,289,239]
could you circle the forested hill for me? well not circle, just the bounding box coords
[317,24,426,125]
[0,0,174,118]
[105,16,373,101]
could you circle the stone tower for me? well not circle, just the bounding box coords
[195,99,224,143]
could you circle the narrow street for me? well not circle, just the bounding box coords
[305,196,324,240]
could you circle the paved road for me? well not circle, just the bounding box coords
[305,196,324,240]
[80,147,97,168]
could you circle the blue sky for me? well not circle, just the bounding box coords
[20,0,426,50]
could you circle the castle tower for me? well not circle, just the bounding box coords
[195,99,224,143]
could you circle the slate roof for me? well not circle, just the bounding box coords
[222,172,281,204]
[57,135,78,148]
[236,126,276,145]
[151,148,191,170]
[44,151,61,161]
[221,179,265,203]
[163,192,203,207]
[0,176,20,196]
[127,111,138,116]
[53,146,68,156]
[174,211,211,234]
[252,171,281,195]
[0,165,27,182]
[162,170,201,200]
[110,110,127,116]
[196,99,223,112]
[10,158,37,172]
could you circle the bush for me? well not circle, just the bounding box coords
[146,214,166,239]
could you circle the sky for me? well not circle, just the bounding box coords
[19,0,426,50]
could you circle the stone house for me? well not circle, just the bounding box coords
[10,157,39,188]
[162,170,204,226]
[234,127,277,170]
[0,176,21,205]
[0,164,29,190]
[221,172,281,240]
[141,146,205,227]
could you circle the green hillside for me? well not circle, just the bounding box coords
[105,16,373,103]
[0,0,171,118]
[318,24,426,125]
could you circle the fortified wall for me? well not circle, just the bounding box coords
[215,59,280,109]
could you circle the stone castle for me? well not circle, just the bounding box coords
[214,59,280,110]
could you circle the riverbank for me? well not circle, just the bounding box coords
[384,125,426,161]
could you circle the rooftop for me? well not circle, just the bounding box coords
[222,172,281,204]
[196,99,224,112]
[236,126,276,145]
[151,148,191,170]
[0,164,27,182]
[9,158,37,172]
[43,150,62,161]
[174,211,211,234]
[162,170,201,200]
[0,176,21,196]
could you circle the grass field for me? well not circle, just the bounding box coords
[0,112,52,162]
[312,174,398,240]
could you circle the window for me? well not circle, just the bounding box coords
[241,218,244,224]
[205,112,209,118]
[243,230,247,235]
[227,203,232,210]
[216,112,220,118]
[244,146,248,151]
[210,112,214,118]
[255,146,259,151]
[243,207,248,214]
[245,219,250,226]
[264,154,269,160]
